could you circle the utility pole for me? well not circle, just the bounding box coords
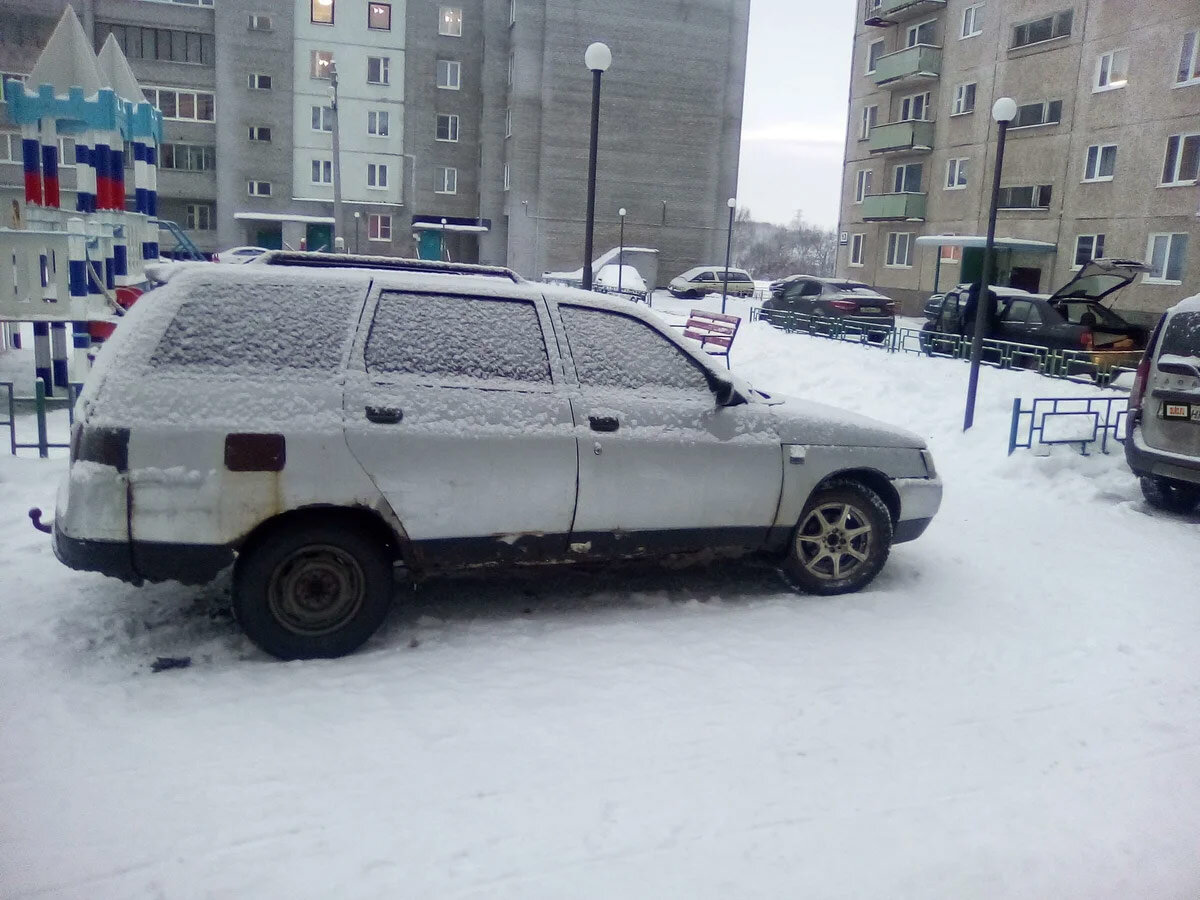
[329,61,344,251]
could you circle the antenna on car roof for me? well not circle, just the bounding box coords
[253,251,523,282]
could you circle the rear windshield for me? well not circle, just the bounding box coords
[831,282,875,293]
[1161,312,1200,359]
[1051,301,1127,328]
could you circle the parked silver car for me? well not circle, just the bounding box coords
[1126,295,1200,512]
[47,253,942,659]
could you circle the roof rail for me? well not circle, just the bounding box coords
[251,251,522,282]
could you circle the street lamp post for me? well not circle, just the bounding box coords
[720,197,736,315]
[617,207,627,294]
[963,97,1017,431]
[581,42,611,291]
[353,210,361,254]
[328,61,344,253]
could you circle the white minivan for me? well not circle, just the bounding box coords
[48,254,942,659]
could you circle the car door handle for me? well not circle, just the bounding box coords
[365,406,403,424]
[589,415,619,433]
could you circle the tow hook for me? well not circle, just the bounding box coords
[28,508,52,534]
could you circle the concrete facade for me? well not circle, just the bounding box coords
[837,0,1200,323]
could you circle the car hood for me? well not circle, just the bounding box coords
[1047,258,1147,305]
[757,392,927,449]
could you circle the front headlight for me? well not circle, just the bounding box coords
[920,449,937,478]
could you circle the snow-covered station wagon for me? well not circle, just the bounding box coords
[48,254,942,659]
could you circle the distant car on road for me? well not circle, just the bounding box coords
[215,246,269,264]
[594,263,649,301]
[668,266,755,299]
[1126,296,1200,513]
[759,276,896,340]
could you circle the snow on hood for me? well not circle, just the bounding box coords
[765,392,927,450]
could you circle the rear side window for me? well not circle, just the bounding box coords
[150,279,364,371]
[365,292,551,383]
[1161,312,1200,358]
[560,306,711,393]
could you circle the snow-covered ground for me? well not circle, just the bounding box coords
[3,322,1200,898]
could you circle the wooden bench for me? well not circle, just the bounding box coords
[675,309,741,369]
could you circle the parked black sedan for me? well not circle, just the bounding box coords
[760,276,896,339]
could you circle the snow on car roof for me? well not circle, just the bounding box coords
[1170,293,1200,314]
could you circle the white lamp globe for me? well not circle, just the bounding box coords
[584,42,612,72]
[727,197,737,209]
[619,207,627,217]
[992,97,1018,123]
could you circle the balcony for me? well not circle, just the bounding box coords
[866,0,947,26]
[861,192,927,222]
[871,44,942,89]
[868,119,935,154]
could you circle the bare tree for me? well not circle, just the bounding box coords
[733,210,838,280]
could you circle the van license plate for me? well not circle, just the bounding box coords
[1162,402,1198,421]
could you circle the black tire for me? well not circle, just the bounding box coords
[1140,476,1200,514]
[233,520,395,660]
[781,479,893,596]
[919,323,935,356]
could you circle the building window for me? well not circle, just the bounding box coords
[899,91,931,121]
[1145,233,1188,283]
[1082,144,1117,182]
[854,168,873,203]
[906,19,936,48]
[367,110,389,136]
[367,57,390,85]
[247,73,272,90]
[505,107,512,138]
[866,39,885,74]
[145,87,215,122]
[247,180,272,197]
[368,214,392,242]
[311,159,333,184]
[951,82,976,116]
[1094,49,1128,91]
[945,158,968,189]
[961,4,983,39]
[997,184,1053,209]
[436,113,460,142]
[859,104,877,139]
[311,105,333,132]
[1011,10,1072,50]
[1178,32,1200,86]
[367,163,388,188]
[503,164,511,191]
[368,3,391,30]
[886,232,913,267]
[849,233,865,266]
[436,166,458,194]
[248,14,273,31]
[248,125,272,142]
[437,59,462,89]
[940,244,963,263]
[96,23,214,65]
[1074,234,1105,268]
[1160,133,1200,185]
[160,142,216,171]
[1011,99,1063,129]
[507,53,515,86]
[311,0,334,25]
[185,203,213,231]
[509,0,516,26]
[892,162,923,193]
[311,50,334,79]
[439,6,463,36]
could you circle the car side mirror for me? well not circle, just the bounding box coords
[712,378,744,407]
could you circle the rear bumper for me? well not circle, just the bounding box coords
[892,476,943,544]
[1125,428,1200,486]
[53,521,234,586]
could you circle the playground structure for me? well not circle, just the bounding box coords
[0,6,162,396]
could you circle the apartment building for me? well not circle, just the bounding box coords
[837,0,1200,324]
[0,0,750,279]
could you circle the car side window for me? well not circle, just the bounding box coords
[365,291,552,384]
[800,281,821,297]
[1004,300,1033,324]
[696,271,716,283]
[559,305,712,394]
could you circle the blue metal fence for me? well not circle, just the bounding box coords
[1007,395,1129,456]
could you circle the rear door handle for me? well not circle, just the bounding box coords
[589,415,619,433]
[365,406,403,424]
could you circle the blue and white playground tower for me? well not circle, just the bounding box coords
[0,6,163,395]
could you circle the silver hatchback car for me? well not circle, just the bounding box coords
[1127,295,1200,512]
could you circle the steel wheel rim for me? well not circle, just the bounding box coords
[795,502,874,581]
[267,544,365,636]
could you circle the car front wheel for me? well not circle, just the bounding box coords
[782,480,893,595]
[234,520,395,659]
[1140,476,1200,514]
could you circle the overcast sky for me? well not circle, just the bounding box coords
[738,1,856,230]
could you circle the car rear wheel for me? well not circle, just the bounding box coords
[1139,476,1200,514]
[782,480,893,595]
[234,520,395,659]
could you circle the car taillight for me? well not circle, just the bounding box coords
[1079,330,1094,350]
[72,424,130,471]
[1129,354,1151,415]
[885,302,897,314]
[830,299,857,312]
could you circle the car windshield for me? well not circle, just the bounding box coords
[1051,301,1127,328]
[1161,311,1200,359]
